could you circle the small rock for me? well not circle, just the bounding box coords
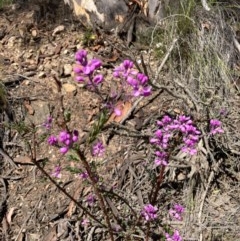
[62,83,77,93]
[7,36,16,47]
[63,49,69,55]
[52,25,65,36]
[38,72,46,78]
[31,29,38,37]
[23,80,30,85]
[63,64,72,76]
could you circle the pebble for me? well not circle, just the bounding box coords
[63,64,72,76]
[62,83,77,93]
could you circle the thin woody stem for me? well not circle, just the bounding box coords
[30,132,105,227]
[150,166,166,205]
[77,149,114,241]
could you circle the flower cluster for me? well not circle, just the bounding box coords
[141,204,158,222]
[79,171,89,179]
[73,49,103,86]
[150,115,201,166]
[165,230,182,241]
[169,204,185,221]
[210,119,224,135]
[48,130,79,154]
[92,141,105,157]
[86,193,96,206]
[113,60,152,97]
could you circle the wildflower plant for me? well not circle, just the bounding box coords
[150,115,201,171]
[40,49,225,241]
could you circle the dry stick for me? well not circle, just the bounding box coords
[233,37,240,55]
[0,148,18,169]
[198,159,223,241]
[14,195,42,241]
[201,0,211,11]
[153,38,178,84]
[30,134,105,228]
[76,149,114,241]
[197,127,221,241]
[173,78,200,113]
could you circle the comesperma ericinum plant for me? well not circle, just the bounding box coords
[44,49,224,241]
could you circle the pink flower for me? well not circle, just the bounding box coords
[165,230,182,241]
[141,204,158,222]
[43,116,53,129]
[81,218,90,226]
[60,146,69,154]
[48,135,58,145]
[75,49,87,66]
[114,107,122,116]
[79,172,89,179]
[52,166,61,178]
[86,194,96,206]
[210,119,224,135]
[154,151,168,166]
[169,204,185,221]
[92,141,105,157]
[93,74,104,85]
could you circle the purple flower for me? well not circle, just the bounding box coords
[219,108,227,116]
[137,73,148,85]
[210,119,224,135]
[83,59,102,75]
[75,75,84,82]
[93,74,104,85]
[127,76,138,87]
[60,146,69,154]
[73,65,83,74]
[174,204,185,213]
[92,141,105,157]
[75,49,88,66]
[72,130,79,142]
[123,59,134,69]
[113,59,152,97]
[48,135,58,145]
[79,172,89,179]
[165,230,182,241]
[114,107,122,116]
[83,65,92,75]
[178,115,191,124]
[141,86,152,96]
[81,218,90,226]
[43,116,53,129]
[52,165,62,178]
[151,115,200,161]
[86,194,96,206]
[59,131,70,143]
[150,130,171,149]
[154,151,168,166]
[90,59,102,70]
[169,204,185,221]
[113,60,137,79]
[141,204,158,222]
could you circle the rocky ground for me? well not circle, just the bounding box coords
[0,1,240,241]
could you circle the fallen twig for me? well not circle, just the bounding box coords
[0,148,18,169]
[14,195,42,241]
